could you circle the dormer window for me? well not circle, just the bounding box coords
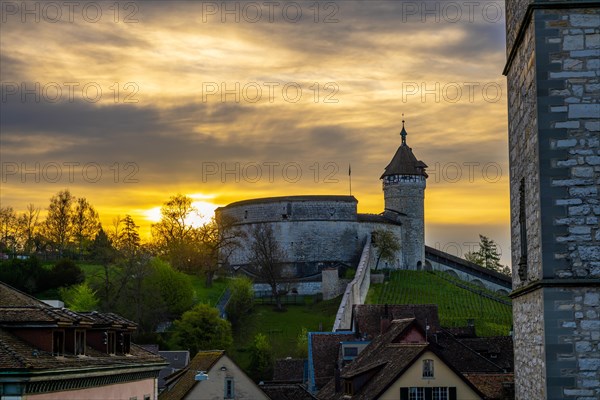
[422,359,434,378]
[52,330,65,356]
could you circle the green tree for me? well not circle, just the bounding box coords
[49,259,85,288]
[248,333,274,381]
[372,229,401,270]
[226,276,254,329]
[60,283,99,311]
[465,235,509,275]
[170,304,233,355]
[145,258,195,317]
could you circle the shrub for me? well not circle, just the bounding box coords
[226,277,254,329]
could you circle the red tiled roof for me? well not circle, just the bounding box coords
[0,328,165,370]
[318,319,486,400]
[352,304,440,339]
[310,332,356,389]
[465,373,515,400]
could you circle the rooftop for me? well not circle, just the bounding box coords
[380,122,428,179]
[217,195,358,210]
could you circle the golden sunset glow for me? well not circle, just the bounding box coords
[1,1,511,263]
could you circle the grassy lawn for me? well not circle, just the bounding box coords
[188,274,230,306]
[231,296,341,370]
[367,270,512,337]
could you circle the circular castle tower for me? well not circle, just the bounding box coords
[381,120,428,269]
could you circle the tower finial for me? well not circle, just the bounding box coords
[400,114,407,145]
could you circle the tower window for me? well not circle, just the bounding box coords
[518,178,528,281]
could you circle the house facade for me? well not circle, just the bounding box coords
[159,351,269,400]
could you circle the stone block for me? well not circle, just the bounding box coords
[569,104,600,119]
[583,292,599,306]
[563,35,584,50]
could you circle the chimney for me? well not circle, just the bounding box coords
[380,304,391,334]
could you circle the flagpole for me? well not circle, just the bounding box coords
[349,164,352,196]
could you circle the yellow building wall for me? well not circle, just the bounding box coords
[379,351,481,400]
[184,355,268,400]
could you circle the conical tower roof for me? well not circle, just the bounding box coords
[380,121,428,179]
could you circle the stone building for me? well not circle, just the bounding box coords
[504,1,599,399]
[217,122,511,295]
[217,121,426,273]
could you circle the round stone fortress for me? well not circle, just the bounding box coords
[216,121,428,276]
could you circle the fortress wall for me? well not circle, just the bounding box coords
[333,237,372,331]
[227,220,364,266]
[427,259,511,294]
[218,199,357,224]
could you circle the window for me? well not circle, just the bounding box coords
[52,331,65,356]
[119,332,131,354]
[143,395,151,400]
[433,387,449,400]
[343,346,358,357]
[75,330,85,356]
[224,377,234,398]
[409,387,424,400]
[344,380,353,395]
[422,359,434,378]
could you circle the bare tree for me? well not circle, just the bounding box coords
[18,204,41,255]
[71,197,100,258]
[247,224,286,310]
[44,189,74,256]
[197,214,243,287]
[0,207,18,255]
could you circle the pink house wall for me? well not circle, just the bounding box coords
[27,378,155,400]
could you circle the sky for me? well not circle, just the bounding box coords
[0,0,511,264]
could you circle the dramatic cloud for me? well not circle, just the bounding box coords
[1,0,511,262]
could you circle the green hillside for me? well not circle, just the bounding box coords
[367,270,512,336]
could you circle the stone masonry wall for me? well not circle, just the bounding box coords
[506,2,600,399]
[383,176,426,269]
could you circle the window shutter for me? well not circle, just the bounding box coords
[425,387,433,400]
[400,387,409,400]
[449,387,457,400]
